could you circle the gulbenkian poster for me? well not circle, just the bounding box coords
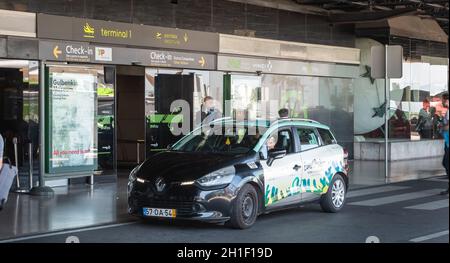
[47,70,97,173]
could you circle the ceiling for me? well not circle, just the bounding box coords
[291,0,449,34]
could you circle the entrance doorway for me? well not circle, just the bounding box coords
[0,59,39,189]
[116,66,145,169]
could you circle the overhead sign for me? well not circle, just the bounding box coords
[39,40,216,70]
[217,55,359,78]
[40,41,93,62]
[37,14,219,53]
[370,45,403,79]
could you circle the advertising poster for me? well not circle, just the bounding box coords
[46,69,98,173]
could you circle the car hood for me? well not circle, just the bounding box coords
[136,151,253,182]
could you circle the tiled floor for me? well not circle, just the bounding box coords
[0,159,447,241]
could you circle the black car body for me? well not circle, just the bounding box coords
[128,119,349,228]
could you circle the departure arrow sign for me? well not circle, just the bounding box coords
[53,45,62,58]
[198,56,205,67]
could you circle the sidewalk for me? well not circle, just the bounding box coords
[0,159,447,241]
[0,177,132,241]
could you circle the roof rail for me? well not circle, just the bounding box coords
[271,118,321,126]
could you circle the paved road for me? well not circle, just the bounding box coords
[3,177,449,243]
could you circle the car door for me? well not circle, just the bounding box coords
[295,126,327,202]
[260,127,303,209]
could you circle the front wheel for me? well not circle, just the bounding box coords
[320,174,346,213]
[228,184,259,229]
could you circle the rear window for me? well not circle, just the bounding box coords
[318,128,335,145]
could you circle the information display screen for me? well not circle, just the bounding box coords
[45,66,98,174]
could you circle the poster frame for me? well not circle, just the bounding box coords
[44,65,99,174]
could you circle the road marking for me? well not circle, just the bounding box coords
[349,189,444,206]
[405,199,449,210]
[0,221,138,243]
[347,186,409,198]
[409,230,449,243]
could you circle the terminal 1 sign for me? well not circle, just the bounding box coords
[37,14,219,53]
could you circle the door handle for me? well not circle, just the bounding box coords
[293,164,301,171]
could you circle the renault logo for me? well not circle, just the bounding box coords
[155,177,166,192]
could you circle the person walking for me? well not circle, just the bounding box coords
[440,94,449,195]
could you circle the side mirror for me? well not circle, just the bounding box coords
[267,149,287,166]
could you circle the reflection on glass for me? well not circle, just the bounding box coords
[97,69,115,173]
[261,75,354,157]
[388,59,448,141]
[144,69,224,157]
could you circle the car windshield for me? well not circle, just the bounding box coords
[171,124,266,154]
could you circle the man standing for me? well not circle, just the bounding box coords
[440,94,449,195]
[197,96,222,125]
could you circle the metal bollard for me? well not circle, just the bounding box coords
[13,137,28,193]
[136,142,140,164]
[28,143,33,189]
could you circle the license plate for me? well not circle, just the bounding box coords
[142,207,176,218]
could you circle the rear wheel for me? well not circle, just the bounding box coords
[228,184,259,229]
[320,174,346,213]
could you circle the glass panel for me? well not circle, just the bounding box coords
[261,74,354,156]
[145,69,224,157]
[0,59,40,187]
[389,59,449,141]
[46,65,100,174]
[96,67,115,173]
[230,75,261,120]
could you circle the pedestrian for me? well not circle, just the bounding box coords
[0,133,6,210]
[0,133,3,170]
[416,99,433,139]
[278,108,289,119]
[197,96,222,125]
[440,94,449,195]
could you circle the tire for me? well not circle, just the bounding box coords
[320,174,346,213]
[228,184,259,229]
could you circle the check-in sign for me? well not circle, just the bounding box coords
[40,41,94,62]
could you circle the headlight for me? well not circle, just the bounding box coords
[128,165,139,194]
[196,166,235,187]
[128,166,139,184]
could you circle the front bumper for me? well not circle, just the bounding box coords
[128,182,236,223]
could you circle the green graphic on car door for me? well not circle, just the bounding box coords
[264,161,344,206]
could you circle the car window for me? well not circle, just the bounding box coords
[318,128,335,145]
[171,125,264,154]
[297,128,319,151]
[264,129,294,154]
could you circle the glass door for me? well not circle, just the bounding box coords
[0,59,39,190]
[224,74,262,120]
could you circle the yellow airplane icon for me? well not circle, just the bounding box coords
[84,23,95,34]
[156,32,162,39]
[53,46,62,59]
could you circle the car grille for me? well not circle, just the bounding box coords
[132,182,198,216]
